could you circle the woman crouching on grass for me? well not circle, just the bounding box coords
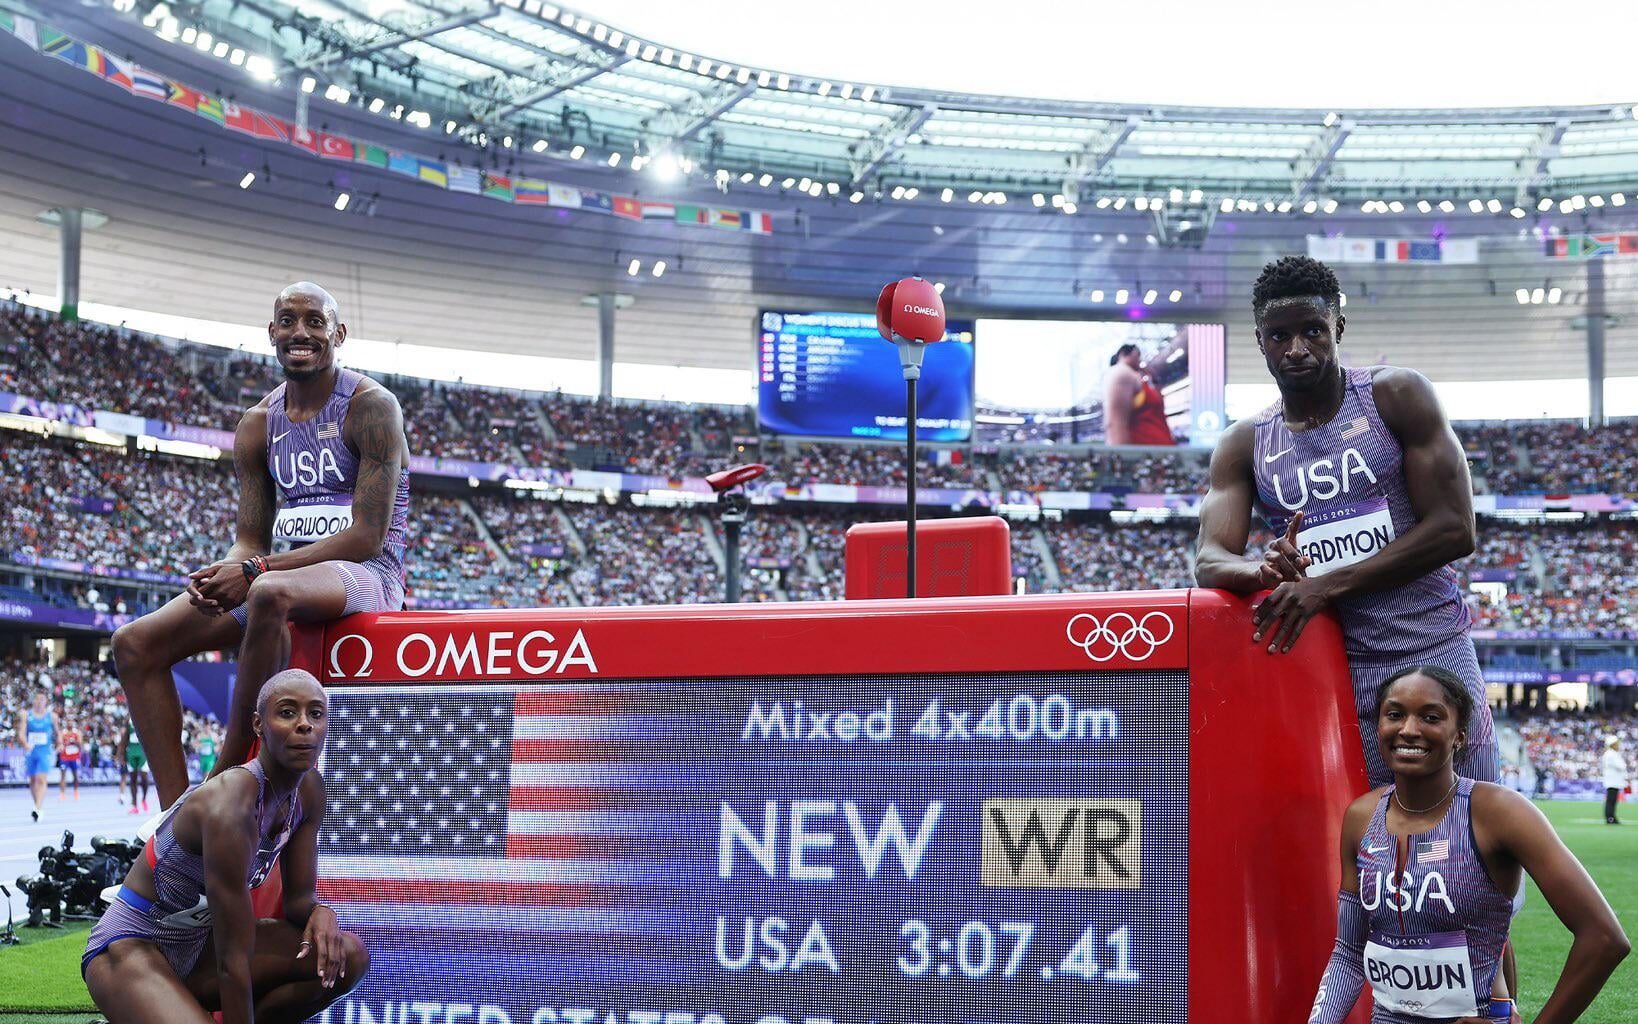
[83,669,367,1024]
[1309,666,1628,1023]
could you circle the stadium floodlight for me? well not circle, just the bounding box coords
[1571,194,1586,209]
[625,38,640,56]
[849,191,864,203]
[681,55,695,72]
[862,86,876,102]
[1146,234,1158,245]
[933,281,945,294]
[659,49,673,65]
[1465,199,1481,213]
[570,145,585,160]
[717,65,732,80]
[827,181,840,195]
[1169,289,1183,303]
[1510,207,1526,218]
[195,32,213,52]
[1612,193,1626,206]
[301,76,316,94]
[941,187,953,202]
[1277,200,1292,213]
[1115,289,1129,303]
[1537,197,1553,211]
[891,185,905,200]
[642,44,657,60]
[1323,111,1338,126]
[1143,289,1157,305]
[239,172,255,190]
[652,153,680,181]
[807,181,823,196]
[229,48,245,66]
[503,136,514,148]
[181,25,197,43]
[1547,287,1562,304]
[1091,289,1104,301]
[1134,196,1150,211]
[1486,198,1502,213]
[1169,188,1184,203]
[818,82,832,96]
[782,177,796,188]
[627,259,641,276]
[759,71,771,86]
[1388,200,1404,213]
[1116,233,1128,244]
[904,187,919,199]
[609,31,623,47]
[1032,193,1045,207]
[1531,287,1545,304]
[652,261,666,278]
[1178,220,1192,232]
[326,85,351,104]
[244,54,273,79]
[1360,201,1376,213]
[698,59,712,75]
[1112,196,1126,210]
[368,97,385,113]
[840,84,854,99]
[1303,199,1318,214]
[592,24,607,41]
[1417,200,1432,213]
[968,191,982,203]
[1558,199,1573,214]
[1589,195,1605,207]
[1323,199,1338,213]
[777,74,790,90]
[1096,197,1111,209]
[738,68,752,84]
[1062,201,1078,214]
[758,173,772,186]
[1189,189,1203,204]
[1220,197,1233,212]
[333,192,350,211]
[213,41,229,58]
[799,177,813,192]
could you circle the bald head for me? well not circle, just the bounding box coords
[256,669,327,718]
[275,281,339,322]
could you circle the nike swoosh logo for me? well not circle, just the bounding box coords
[1264,446,1294,463]
[272,430,291,444]
[1365,843,1388,854]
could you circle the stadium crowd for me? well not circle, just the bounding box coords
[1516,713,1638,793]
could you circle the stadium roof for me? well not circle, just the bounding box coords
[83,0,1638,209]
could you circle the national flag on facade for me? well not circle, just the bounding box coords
[166,80,203,111]
[387,151,419,177]
[514,178,549,204]
[418,160,448,188]
[1621,235,1638,255]
[354,144,388,168]
[248,112,292,143]
[579,191,614,213]
[674,204,708,225]
[1417,838,1449,864]
[744,212,773,235]
[708,208,742,230]
[221,101,257,135]
[130,66,169,101]
[932,450,965,466]
[100,52,135,92]
[288,125,320,154]
[612,196,642,220]
[7,14,40,51]
[195,95,225,125]
[446,166,481,194]
[481,173,514,202]
[318,134,356,161]
[640,201,674,220]
[546,184,581,209]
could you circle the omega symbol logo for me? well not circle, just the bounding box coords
[1065,612,1175,663]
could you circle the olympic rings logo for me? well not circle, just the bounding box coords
[1064,611,1175,663]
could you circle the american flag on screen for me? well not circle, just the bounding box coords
[315,686,695,940]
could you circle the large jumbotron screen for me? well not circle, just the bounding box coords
[756,310,976,441]
[974,319,1227,447]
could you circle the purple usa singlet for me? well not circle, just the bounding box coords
[1353,778,1512,1021]
[264,368,409,585]
[1251,366,1469,660]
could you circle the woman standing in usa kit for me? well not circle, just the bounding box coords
[1308,667,1628,1023]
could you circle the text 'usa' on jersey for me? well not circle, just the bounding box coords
[1250,366,1469,658]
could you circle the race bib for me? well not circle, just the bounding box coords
[1292,498,1396,577]
[1364,929,1477,1018]
[273,501,354,544]
[27,730,50,748]
[62,742,80,757]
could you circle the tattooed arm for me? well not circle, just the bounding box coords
[260,384,405,569]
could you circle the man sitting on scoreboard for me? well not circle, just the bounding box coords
[110,282,411,809]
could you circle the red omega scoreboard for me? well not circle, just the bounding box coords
[290,590,1367,1024]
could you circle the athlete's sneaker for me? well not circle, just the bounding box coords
[30,809,38,822]
[129,805,140,815]
[141,800,150,812]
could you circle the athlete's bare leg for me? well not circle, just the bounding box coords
[84,938,215,1024]
[212,565,348,775]
[29,772,46,812]
[185,917,368,1024]
[111,593,245,807]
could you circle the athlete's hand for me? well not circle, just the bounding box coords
[190,561,249,614]
[1252,575,1333,654]
[297,904,346,989]
[1257,511,1310,587]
